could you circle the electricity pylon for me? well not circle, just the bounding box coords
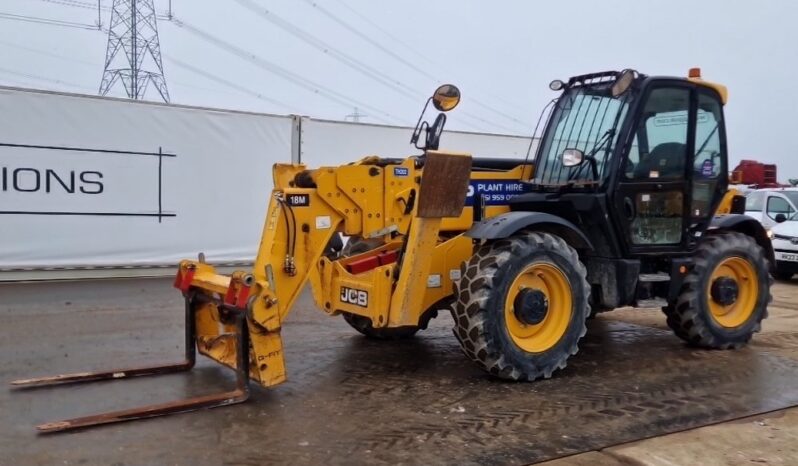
[99,0,169,102]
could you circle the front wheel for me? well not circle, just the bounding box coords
[342,313,420,340]
[664,232,771,349]
[452,232,590,381]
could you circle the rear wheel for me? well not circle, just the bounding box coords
[664,232,771,349]
[773,269,794,281]
[452,232,590,381]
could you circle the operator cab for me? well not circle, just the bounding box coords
[514,68,729,256]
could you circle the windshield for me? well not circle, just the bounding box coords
[780,192,798,219]
[781,192,798,209]
[533,86,631,185]
[745,191,765,211]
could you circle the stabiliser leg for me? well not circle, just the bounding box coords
[9,296,251,434]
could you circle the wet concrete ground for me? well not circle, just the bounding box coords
[2,278,798,465]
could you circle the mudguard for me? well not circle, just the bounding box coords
[708,214,775,265]
[465,211,593,250]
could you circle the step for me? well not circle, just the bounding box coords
[639,273,671,282]
[635,298,669,309]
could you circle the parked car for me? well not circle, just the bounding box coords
[771,216,798,280]
[744,188,798,229]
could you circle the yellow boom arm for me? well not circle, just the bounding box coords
[175,151,474,387]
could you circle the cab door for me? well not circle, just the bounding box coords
[613,85,694,253]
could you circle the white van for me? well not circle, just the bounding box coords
[770,215,798,280]
[744,188,798,229]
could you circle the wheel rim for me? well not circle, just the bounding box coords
[707,256,759,328]
[504,263,573,353]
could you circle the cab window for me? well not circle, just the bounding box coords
[624,87,690,180]
[690,93,724,217]
[692,94,723,178]
[745,191,765,212]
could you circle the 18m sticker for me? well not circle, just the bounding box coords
[286,194,309,206]
[340,286,368,307]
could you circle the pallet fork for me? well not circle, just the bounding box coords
[10,294,251,433]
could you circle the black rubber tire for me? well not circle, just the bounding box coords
[342,312,420,339]
[323,233,344,259]
[773,270,794,281]
[452,232,591,381]
[663,232,771,349]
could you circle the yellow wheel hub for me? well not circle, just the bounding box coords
[504,263,573,353]
[707,256,758,328]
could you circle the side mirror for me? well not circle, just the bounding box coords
[776,213,788,223]
[432,84,461,112]
[562,149,584,167]
[411,85,461,151]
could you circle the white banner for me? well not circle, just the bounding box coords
[299,118,534,166]
[0,87,292,269]
[0,88,536,274]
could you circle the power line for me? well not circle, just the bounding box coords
[0,66,93,91]
[329,0,437,67]
[0,39,98,67]
[0,38,251,105]
[167,56,294,112]
[302,0,438,83]
[172,18,400,125]
[0,11,98,30]
[235,0,419,101]
[36,0,105,11]
[35,0,172,21]
[302,0,531,132]
[4,2,523,133]
[238,1,518,133]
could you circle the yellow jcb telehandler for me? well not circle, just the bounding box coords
[13,69,773,433]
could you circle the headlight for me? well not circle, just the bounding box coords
[768,229,774,239]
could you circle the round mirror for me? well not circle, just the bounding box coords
[562,148,584,167]
[549,79,565,91]
[611,69,636,97]
[432,84,461,112]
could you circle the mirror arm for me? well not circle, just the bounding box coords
[426,113,447,152]
[413,121,430,150]
[410,97,433,146]
[587,156,599,180]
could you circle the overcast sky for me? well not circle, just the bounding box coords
[1,0,797,171]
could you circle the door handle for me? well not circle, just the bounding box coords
[623,197,635,220]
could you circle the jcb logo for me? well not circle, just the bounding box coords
[340,287,368,307]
